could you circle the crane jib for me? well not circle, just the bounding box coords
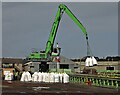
[46,4,88,54]
[29,4,89,60]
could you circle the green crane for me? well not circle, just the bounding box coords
[29,4,88,61]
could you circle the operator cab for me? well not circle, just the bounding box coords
[51,43,61,56]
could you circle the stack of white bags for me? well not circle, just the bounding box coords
[20,72,69,83]
[85,56,98,67]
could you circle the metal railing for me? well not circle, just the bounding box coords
[69,74,120,88]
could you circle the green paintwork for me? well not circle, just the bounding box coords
[49,69,72,73]
[29,4,88,60]
[69,74,120,88]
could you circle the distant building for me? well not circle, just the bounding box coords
[23,56,78,73]
[71,56,120,73]
[1,56,120,74]
[2,58,23,75]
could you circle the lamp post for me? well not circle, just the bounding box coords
[108,58,110,70]
[80,58,81,74]
[56,56,60,69]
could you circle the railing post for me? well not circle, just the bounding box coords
[103,79,106,87]
[99,79,102,86]
[96,79,99,86]
[115,80,118,88]
[107,80,109,87]
[111,80,114,87]
[92,78,95,85]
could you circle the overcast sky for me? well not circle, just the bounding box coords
[2,2,118,58]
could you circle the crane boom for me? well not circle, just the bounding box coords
[29,4,88,61]
[60,4,88,38]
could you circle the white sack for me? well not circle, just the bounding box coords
[49,73,55,83]
[45,73,49,83]
[89,57,93,67]
[42,73,47,82]
[54,73,59,83]
[5,73,9,80]
[92,56,98,66]
[32,72,39,82]
[24,74,29,81]
[63,73,69,83]
[85,57,93,67]
[59,73,63,83]
[26,72,32,81]
[38,72,43,82]
[20,72,25,81]
[85,58,93,67]
[5,73,13,81]
[20,72,32,82]
[85,58,90,67]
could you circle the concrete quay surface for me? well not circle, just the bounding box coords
[1,80,120,95]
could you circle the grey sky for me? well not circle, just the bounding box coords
[2,2,118,58]
[0,2,2,58]
[2,0,119,2]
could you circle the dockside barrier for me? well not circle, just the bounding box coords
[68,74,120,88]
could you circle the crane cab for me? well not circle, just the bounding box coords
[51,47,61,56]
[51,43,61,56]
